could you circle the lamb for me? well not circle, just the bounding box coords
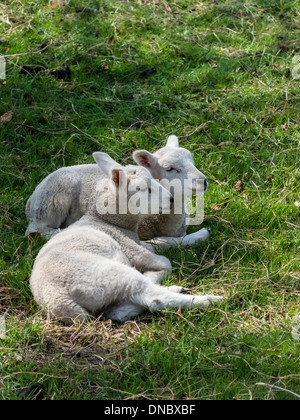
[134,135,210,249]
[30,153,223,323]
[25,135,210,249]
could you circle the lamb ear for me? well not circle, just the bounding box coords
[166,135,179,148]
[132,150,157,169]
[110,168,124,187]
[93,152,123,176]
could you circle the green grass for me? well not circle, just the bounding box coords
[0,0,299,400]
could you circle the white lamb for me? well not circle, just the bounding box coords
[30,153,223,324]
[134,135,210,249]
[26,135,210,249]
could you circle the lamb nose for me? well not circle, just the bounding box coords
[204,179,208,190]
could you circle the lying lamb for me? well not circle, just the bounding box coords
[30,153,223,323]
[26,135,210,249]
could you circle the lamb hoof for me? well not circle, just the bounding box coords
[168,285,188,294]
[28,232,42,241]
[193,294,224,310]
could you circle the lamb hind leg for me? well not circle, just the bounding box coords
[134,283,223,314]
[133,252,172,285]
[143,269,170,284]
[26,224,61,240]
[104,287,223,322]
[143,271,187,292]
[25,169,81,238]
[146,228,211,251]
[104,302,145,322]
[47,294,90,325]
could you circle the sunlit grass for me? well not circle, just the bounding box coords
[0,0,299,400]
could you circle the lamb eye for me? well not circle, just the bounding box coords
[148,188,152,194]
[166,167,179,173]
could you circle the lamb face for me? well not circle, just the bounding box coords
[125,166,174,216]
[93,155,173,218]
[133,135,208,200]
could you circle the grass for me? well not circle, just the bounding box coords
[0,0,299,400]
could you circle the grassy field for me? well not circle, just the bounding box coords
[0,0,299,400]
